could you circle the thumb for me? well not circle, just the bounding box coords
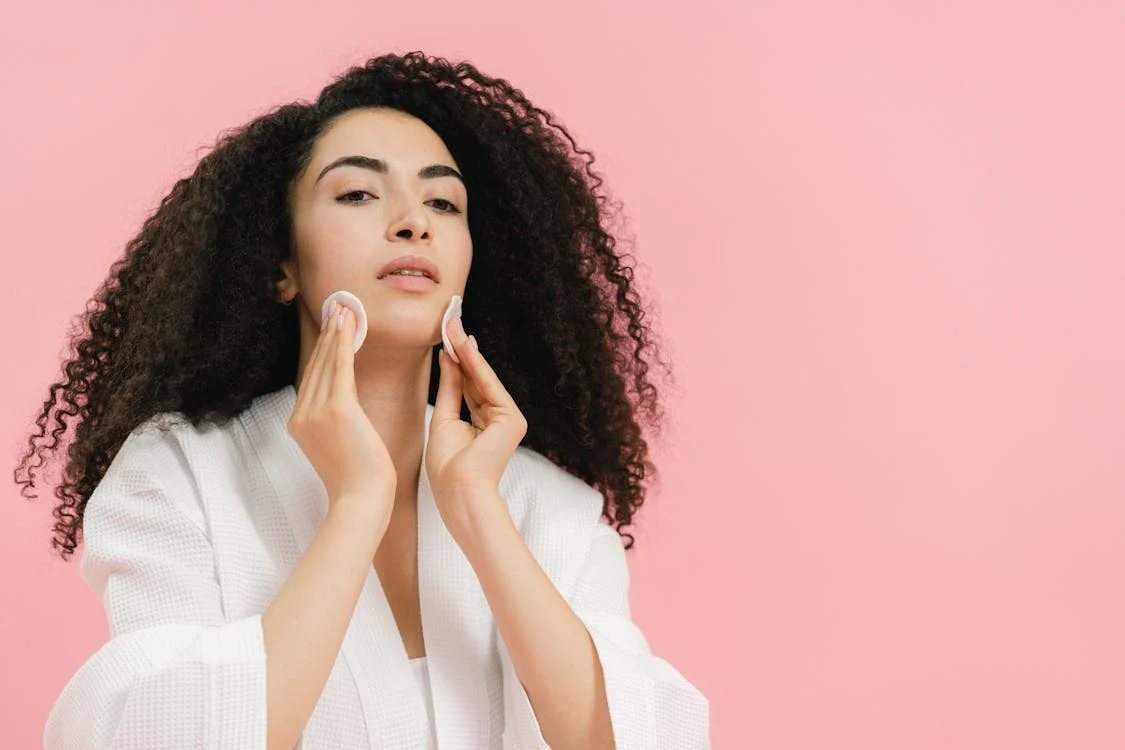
[431,348,464,425]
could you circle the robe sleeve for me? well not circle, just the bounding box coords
[500,518,711,749]
[42,429,269,750]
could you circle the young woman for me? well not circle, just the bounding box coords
[18,51,709,749]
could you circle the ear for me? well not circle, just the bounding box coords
[276,260,300,304]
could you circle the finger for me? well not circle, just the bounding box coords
[441,333,514,439]
[295,300,337,411]
[332,305,358,400]
[303,302,339,411]
[447,317,516,409]
[312,304,344,406]
[432,348,464,424]
[469,402,525,458]
[458,373,487,424]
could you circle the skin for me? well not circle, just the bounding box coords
[277,108,471,660]
[275,107,613,748]
[278,106,473,511]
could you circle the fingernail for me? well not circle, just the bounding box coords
[321,310,329,331]
[337,306,346,330]
[469,334,478,351]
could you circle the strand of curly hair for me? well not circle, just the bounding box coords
[13,51,675,561]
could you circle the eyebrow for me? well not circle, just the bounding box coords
[314,155,464,187]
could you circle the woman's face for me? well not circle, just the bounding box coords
[283,107,472,354]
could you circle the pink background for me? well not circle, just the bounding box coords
[3,1,1123,748]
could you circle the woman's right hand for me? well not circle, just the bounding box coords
[288,301,396,524]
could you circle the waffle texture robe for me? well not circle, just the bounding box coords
[44,384,710,749]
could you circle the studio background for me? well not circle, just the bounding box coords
[2,1,1122,748]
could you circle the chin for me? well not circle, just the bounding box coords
[361,325,440,349]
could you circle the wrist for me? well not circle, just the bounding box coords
[446,492,512,553]
[330,482,396,509]
[330,488,394,541]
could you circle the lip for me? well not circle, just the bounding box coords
[380,273,437,292]
[376,254,440,283]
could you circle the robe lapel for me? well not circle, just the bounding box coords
[248,385,431,749]
[247,386,503,748]
[417,403,502,748]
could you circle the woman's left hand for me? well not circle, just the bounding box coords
[427,314,527,535]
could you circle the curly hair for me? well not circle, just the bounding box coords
[13,50,674,560]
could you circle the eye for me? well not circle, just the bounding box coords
[337,192,460,214]
[337,190,375,204]
[428,198,461,214]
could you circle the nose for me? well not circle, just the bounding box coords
[386,202,432,242]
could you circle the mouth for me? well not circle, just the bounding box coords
[376,254,441,283]
[379,272,438,291]
[382,269,437,281]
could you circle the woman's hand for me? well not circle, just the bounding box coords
[426,314,527,535]
[288,302,396,535]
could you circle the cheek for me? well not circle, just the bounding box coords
[302,198,378,242]
[295,218,372,272]
[292,244,367,298]
[453,240,474,289]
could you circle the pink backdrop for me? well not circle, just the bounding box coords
[3,1,1123,748]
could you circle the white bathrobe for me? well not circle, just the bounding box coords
[43,384,710,749]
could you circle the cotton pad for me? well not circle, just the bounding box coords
[322,290,367,353]
[442,294,463,364]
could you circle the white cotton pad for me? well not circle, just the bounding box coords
[441,294,463,364]
[322,290,367,353]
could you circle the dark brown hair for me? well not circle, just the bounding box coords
[14,51,673,560]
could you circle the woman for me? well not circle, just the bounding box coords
[17,51,709,749]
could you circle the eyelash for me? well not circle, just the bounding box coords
[337,191,461,214]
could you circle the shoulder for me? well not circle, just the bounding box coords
[98,413,195,496]
[503,446,603,515]
[496,446,627,593]
[103,403,257,501]
[500,445,617,546]
[86,412,211,541]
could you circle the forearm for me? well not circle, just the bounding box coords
[457,496,614,750]
[261,493,390,750]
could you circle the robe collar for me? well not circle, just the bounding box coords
[241,384,500,748]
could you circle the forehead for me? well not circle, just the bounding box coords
[311,108,457,170]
